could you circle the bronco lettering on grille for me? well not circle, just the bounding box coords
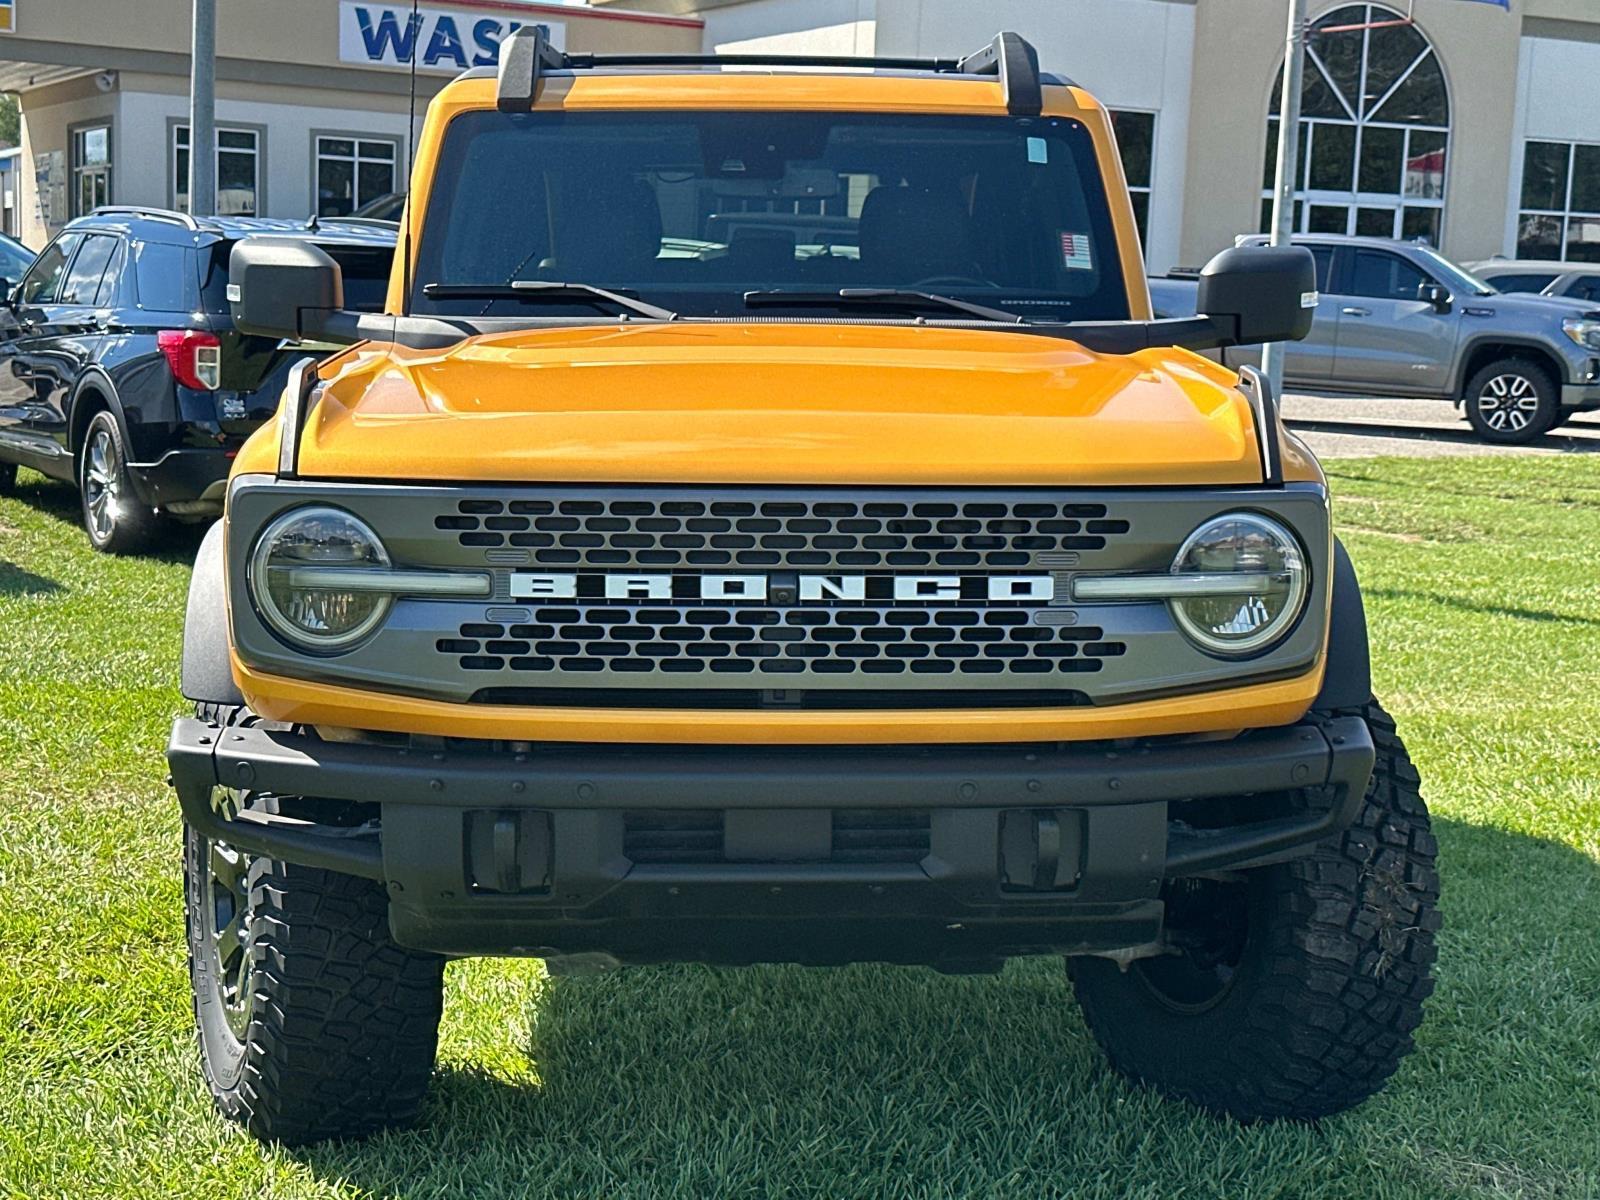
[507,573,1055,604]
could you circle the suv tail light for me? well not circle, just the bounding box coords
[158,329,222,391]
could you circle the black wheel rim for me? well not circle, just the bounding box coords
[83,426,121,542]
[203,805,255,1040]
[1133,878,1250,1014]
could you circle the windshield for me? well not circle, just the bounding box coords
[1414,246,1496,297]
[410,110,1130,322]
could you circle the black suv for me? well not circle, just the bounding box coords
[0,207,394,551]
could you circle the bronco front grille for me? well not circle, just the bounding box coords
[438,607,1126,679]
[435,496,1132,570]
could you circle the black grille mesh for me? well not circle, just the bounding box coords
[439,607,1125,678]
[437,496,1131,569]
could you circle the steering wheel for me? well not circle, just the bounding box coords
[908,275,1001,290]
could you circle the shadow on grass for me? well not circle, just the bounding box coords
[1366,586,1600,629]
[289,816,1600,1199]
[5,470,209,566]
[0,560,64,595]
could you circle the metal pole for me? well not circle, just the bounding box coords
[1261,0,1308,394]
[188,0,217,217]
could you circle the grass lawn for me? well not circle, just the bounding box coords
[1,457,1597,1199]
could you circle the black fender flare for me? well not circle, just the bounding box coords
[1314,537,1371,711]
[181,519,245,707]
[67,366,133,457]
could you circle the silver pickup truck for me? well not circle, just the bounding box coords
[1150,234,1600,443]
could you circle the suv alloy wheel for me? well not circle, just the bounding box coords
[79,410,155,552]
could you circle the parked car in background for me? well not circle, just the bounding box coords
[1151,234,1600,443]
[350,191,406,224]
[0,207,395,551]
[0,231,35,283]
[1468,258,1600,304]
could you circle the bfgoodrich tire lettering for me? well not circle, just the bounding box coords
[184,709,444,1145]
[1068,701,1440,1121]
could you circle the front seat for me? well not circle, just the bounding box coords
[857,185,981,283]
[548,177,664,282]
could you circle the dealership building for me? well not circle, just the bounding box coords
[1,0,1597,274]
[0,0,701,246]
[596,0,1600,274]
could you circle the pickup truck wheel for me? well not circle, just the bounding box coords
[1463,359,1558,444]
[0,461,15,493]
[79,411,157,553]
[1068,701,1440,1122]
[184,711,444,1146]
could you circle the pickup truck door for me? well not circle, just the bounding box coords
[1227,244,1338,383]
[1329,248,1458,395]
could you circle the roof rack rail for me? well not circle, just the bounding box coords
[495,28,1047,117]
[91,205,206,231]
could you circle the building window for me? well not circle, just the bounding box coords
[1110,110,1155,254]
[1517,141,1600,263]
[70,125,111,218]
[315,136,399,218]
[1261,4,1449,244]
[173,125,261,216]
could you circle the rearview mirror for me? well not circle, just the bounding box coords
[228,238,358,344]
[1196,245,1317,346]
[1418,282,1451,313]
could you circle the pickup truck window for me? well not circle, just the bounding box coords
[410,111,1129,322]
[1349,250,1429,301]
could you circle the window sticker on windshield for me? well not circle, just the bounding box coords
[1027,136,1049,164]
[1060,232,1094,271]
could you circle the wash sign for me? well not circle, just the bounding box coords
[339,3,566,73]
[0,0,14,34]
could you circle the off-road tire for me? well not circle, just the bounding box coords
[1068,701,1440,1122]
[184,706,445,1145]
[0,460,16,493]
[79,409,157,553]
[1462,357,1559,445]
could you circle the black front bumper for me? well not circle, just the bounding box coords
[167,716,1374,967]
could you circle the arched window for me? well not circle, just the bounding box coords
[1262,4,1450,244]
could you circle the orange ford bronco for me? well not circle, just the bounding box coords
[167,30,1440,1144]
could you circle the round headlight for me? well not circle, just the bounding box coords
[248,506,391,652]
[1169,513,1308,656]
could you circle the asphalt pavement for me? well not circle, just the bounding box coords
[1281,393,1600,458]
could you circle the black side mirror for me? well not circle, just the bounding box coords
[1196,245,1317,346]
[1418,282,1451,313]
[228,238,358,343]
[0,278,13,308]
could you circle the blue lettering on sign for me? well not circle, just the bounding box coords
[423,15,469,68]
[356,6,423,63]
[472,17,522,66]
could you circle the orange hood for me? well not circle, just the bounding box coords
[283,323,1284,487]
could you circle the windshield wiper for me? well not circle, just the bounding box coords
[422,281,677,321]
[742,288,1027,324]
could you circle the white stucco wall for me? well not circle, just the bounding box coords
[1504,34,1600,255]
[115,89,416,221]
[703,0,877,54]
[698,0,1194,272]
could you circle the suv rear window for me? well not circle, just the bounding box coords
[133,241,197,312]
[410,110,1130,322]
[200,241,394,317]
